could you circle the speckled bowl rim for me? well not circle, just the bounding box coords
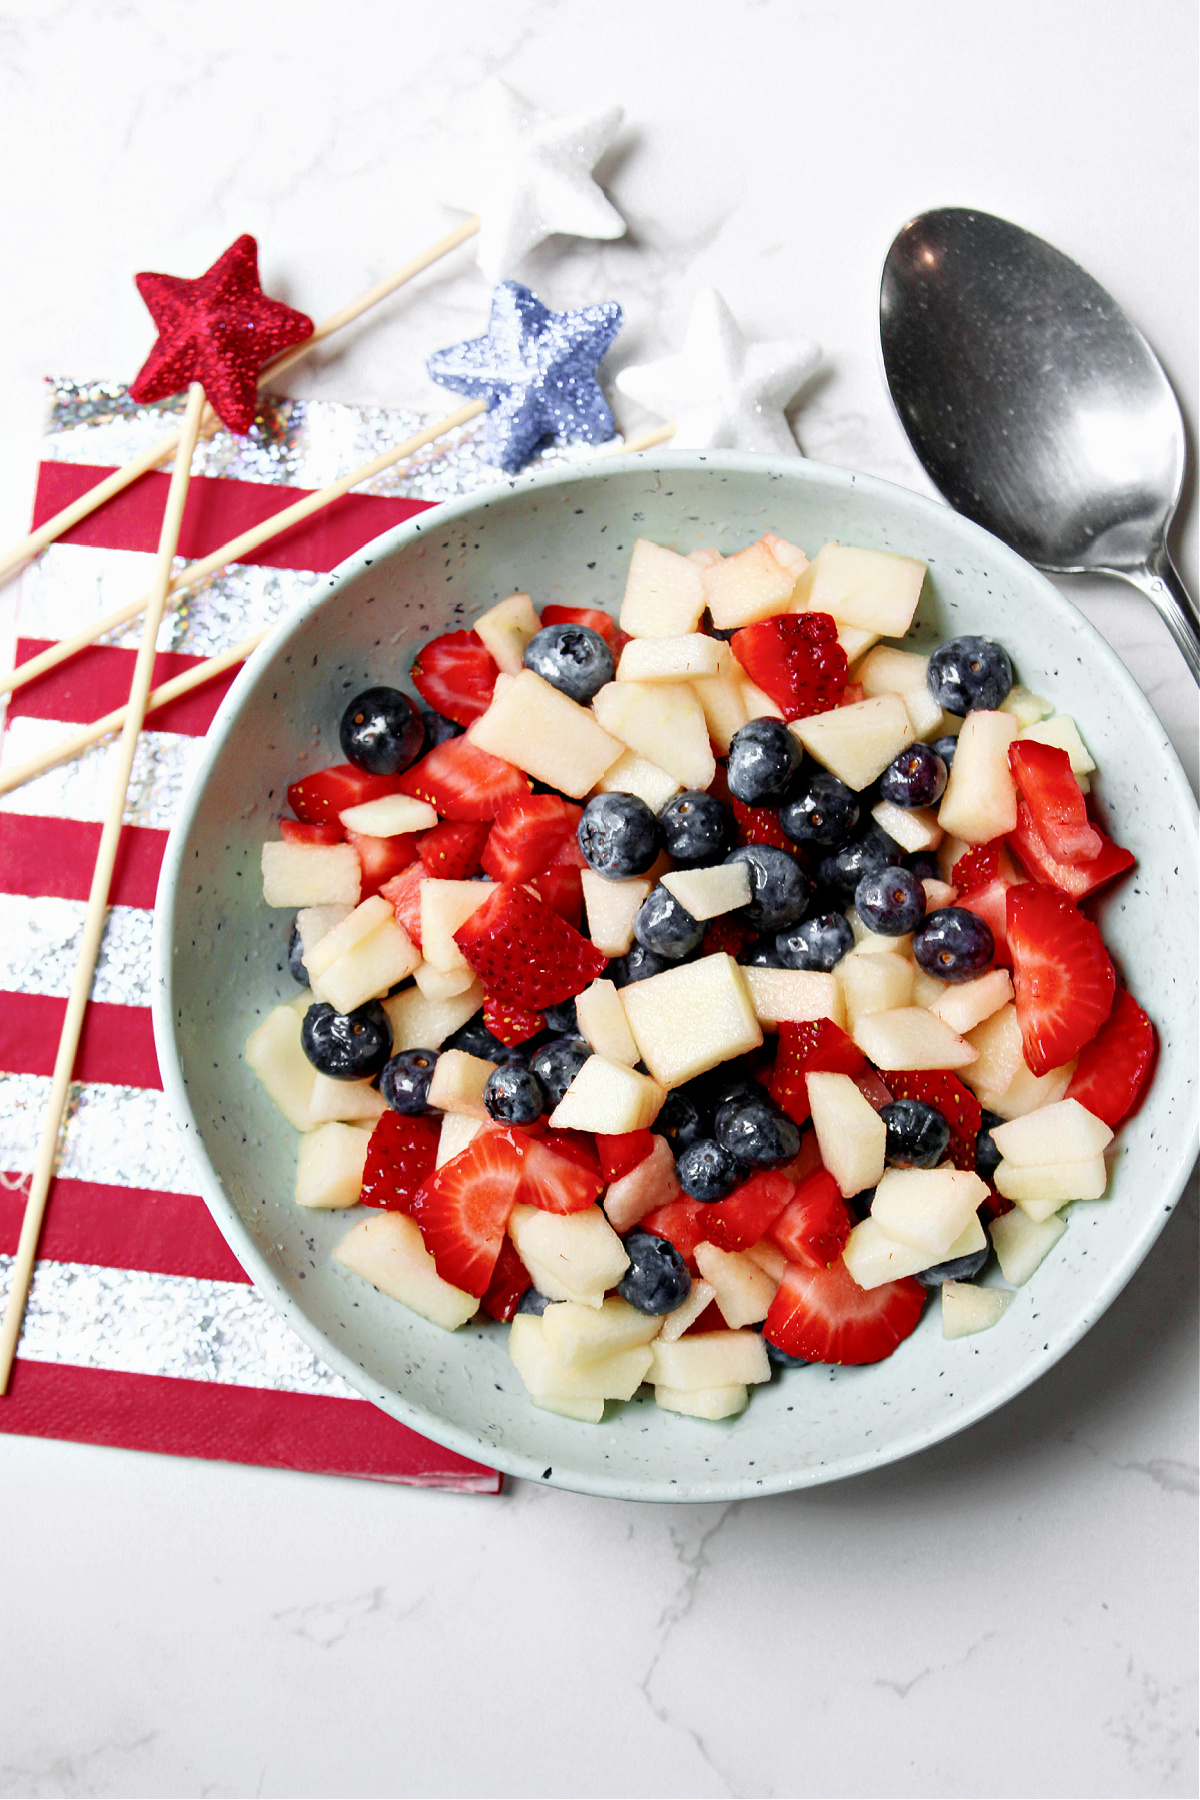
[152,449,1199,1502]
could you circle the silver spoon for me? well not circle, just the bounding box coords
[879,206,1198,683]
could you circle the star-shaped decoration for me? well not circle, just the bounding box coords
[427,281,622,473]
[439,81,626,285]
[129,233,313,434]
[615,288,821,455]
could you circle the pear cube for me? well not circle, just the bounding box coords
[469,669,622,796]
[619,539,707,637]
[870,1166,990,1260]
[694,1241,778,1328]
[762,532,809,579]
[419,878,496,971]
[261,840,361,908]
[1002,685,1055,728]
[871,799,943,853]
[937,710,1019,843]
[989,1099,1113,1165]
[294,1121,374,1208]
[425,1049,496,1119]
[658,1278,717,1342]
[413,960,480,1001]
[989,1208,1068,1285]
[661,861,752,921]
[838,952,915,1031]
[337,794,438,836]
[858,645,931,698]
[334,1211,479,1330]
[701,538,797,629]
[306,1073,388,1126]
[619,953,763,1088]
[382,980,484,1052]
[994,1155,1108,1219]
[942,1281,1014,1339]
[691,669,750,753]
[435,1112,488,1168]
[793,543,926,635]
[245,1005,317,1130]
[602,1136,681,1233]
[806,1071,887,1197]
[1018,714,1096,775]
[310,916,420,1013]
[295,904,354,962]
[843,1212,986,1290]
[792,695,914,791]
[649,1329,771,1391]
[473,592,540,673]
[743,967,846,1029]
[541,1295,663,1368]
[593,680,716,791]
[929,968,1013,1035]
[616,634,726,682]
[549,1055,666,1133]
[580,871,653,956]
[508,1202,630,1307]
[655,1383,749,1420]
[738,676,785,721]
[575,978,639,1066]
[852,1006,977,1072]
[592,748,682,811]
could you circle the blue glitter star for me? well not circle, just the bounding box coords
[427,282,622,473]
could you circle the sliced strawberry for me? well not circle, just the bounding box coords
[540,604,628,655]
[853,1068,894,1111]
[731,798,795,852]
[519,1133,603,1213]
[397,737,531,821]
[279,818,344,846]
[380,861,424,946]
[597,1129,656,1183]
[730,612,847,720]
[1009,740,1102,862]
[876,1069,982,1172]
[482,794,582,882]
[410,629,499,726]
[1065,988,1157,1128]
[769,1019,866,1125]
[951,842,1000,893]
[418,819,490,879]
[358,1112,440,1212]
[698,1170,795,1252]
[768,1169,853,1269]
[701,914,759,960]
[1007,884,1116,1076]
[529,861,584,929]
[344,828,422,899]
[483,994,545,1047]
[682,1300,728,1335]
[956,876,1018,968]
[287,763,407,826]
[410,1129,527,1295]
[764,1258,926,1364]
[641,1199,713,1275]
[453,881,607,1009]
[1007,804,1135,902]
[480,1235,533,1322]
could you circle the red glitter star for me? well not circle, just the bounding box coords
[129,233,313,434]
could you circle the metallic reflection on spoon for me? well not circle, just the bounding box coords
[880,207,1198,682]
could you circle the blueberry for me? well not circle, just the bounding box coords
[422,708,464,748]
[780,772,860,847]
[726,844,810,932]
[380,1046,439,1113]
[931,734,959,771]
[879,743,948,809]
[445,1011,520,1062]
[846,1186,876,1221]
[881,1098,951,1169]
[287,919,308,984]
[633,885,705,960]
[656,1087,711,1156]
[517,1286,552,1316]
[339,686,424,775]
[727,719,804,806]
[577,792,660,879]
[658,790,736,868]
[775,912,854,972]
[975,1108,1004,1182]
[905,849,942,884]
[524,622,614,703]
[740,939,785,968]
[541,998,579,1036]
[529,1036,591,1107]
[913,906,995,982]
[927,635,1013,715]
[818,824,904,904]
[855,864,927,936]
[617,1230,692,1315]
[609,944,673,987]
[715,1096,801,1170]
[676,1139,743,1201]
[484,1061,545,1124]
[301,1000,393,1081]
[915,1246,990,1287]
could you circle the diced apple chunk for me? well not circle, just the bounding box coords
[763,532,809,579]
[858,645,931,698]
[303,896,392,979]
[694,1241,778,1328]
[602,1136,680,1232]
[806,1071,887,1197]
[294,1121,373,1207]
[691,668,749,753]
[310,916,420,1013]
[1018,714,1096,774]
[306,1073,388,1125]
[1002,686,1055,728]
[620,954,763,1088]
[592,748,682,811]
[989,1099,1113,1165]
[413,960,479,1000]
[261,840,361,908]
[426,1049,496,1119]
[922,879,958,911]
[792,695,914,791]
[912,966,950,1009]
[382,980,484,1051]
[838,953,914,1031]
[334,1211,479,1330]
[744,1238,788,1282]
[871,799,943,853]
[469,669,622,796]
[655,1383,749,1420]
[245,1005,317,1130]
[419,879,496,971]
[871,1166,990,1260]
[658,1279,716,1342]
[989,1207,1068,1285]
[852,1007,977,1071]
[649,1329,771,1390]
[661,861,751,921]
[593,681,715,791]
[541,1295,663,1367]
[962,1007,1077,1117]
[743,967,846,1029]
[616,634,726,682]
[575,978,639,1066]
[508,1203,630,1306]
[937,710,1019,843]
[473,592,540,673]
[942,1281,1014,1339]
[701,539,797,629]
[337,794,438,836]
[994,1155,1108,1219]
[296,904,353,961]
[580,871,653,956]
[843,1212,986,1290]
[436,1112,488,1168]
[534,1394,605,1422]
[793,543,926,636]
[738,675,785,721]
[549,1055,666,1132]
[620,539,707,637]
[929,968,1013,1035]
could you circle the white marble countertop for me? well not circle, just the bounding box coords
[0,4,1196,1796]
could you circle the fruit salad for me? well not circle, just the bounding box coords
[246,531,1155,1424]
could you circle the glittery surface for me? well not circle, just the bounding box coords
[0,1073,193,1193]
[0,896,154,1007]
[427,282,622,472]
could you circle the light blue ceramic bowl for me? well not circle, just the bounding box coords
[151,452,1198,1501]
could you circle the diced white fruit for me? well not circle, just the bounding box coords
[603,1136,681,1232]
[686,546,722,569]
[838,953,914,1031]
[793,543,926,636]
[649,1329,771,1391]
[871,1166,990,1259]
[436,1112,487,1168]
[942,1281,1014,1339]
[1001,685,1054,728]
[534,1394,605,1422]
[469,669,622,796]
[737,676,785,721]
[296,904,353,961]
[1018,714,1096,774]
[307,1073,388,1125]
[541,1295,663,1368]
[419,878,496,971]
[261,840,361,908]
[661,861,751,921]
[806,1071,887,1197]
[962,1006,1077,1117]
[989,1207,1068,1285]
[762,532,809,579]
[549,1055,666,1133]
[701,538,797,629]
[990,1057,1078,1121]
[311,917,421,1013]
[620,539,707,637]
[412,960,479,1001]
[930,968,1014,1035]
[593,681,715,791]
[337,794,438,836]
[845,910,913,958]
[843,1212,986,1290]
[575,978,639,1066]
[852,1007,978,1071]
[994,1155,1108,1219]
[903,684,947,741]
[991,1099,1113,1165]
[245,1005,317,1130]
[592,748,682,811]
[871,799,943,853]
[303,896,393,979]
[334,1211,478,1330]
[581,870,653,956]
[382,980,483,1052]
[745,1238,788,1282]
[655,1383,749,1420]
[689,669,750,753]
[616,634,726,682]
[937,710,1019,843]
[472,592,540,674]
[837,624,882,663]
[792,695,915,791]
[294,1121,373,1207]
[859,645,931,698]
[694,1241,778,1328]
[744,967,846,1029]
[620,953,763,1088]
[508,1203,630,1307]
[937,834,972,883]
[425,1049,495,1119]
[913,966,950,1009]
[922,879,958,911]
[658,1279,716,1342]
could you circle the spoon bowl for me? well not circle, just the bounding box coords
[880,206,1198,680]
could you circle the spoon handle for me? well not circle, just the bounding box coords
[1120,550,1200,685]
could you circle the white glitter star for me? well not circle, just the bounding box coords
[439,81,626,285]
[616,288,821,455]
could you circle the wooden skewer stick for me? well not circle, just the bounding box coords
[606,422,678,455]
[0,381,208,1394]
[0,216,482,587]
